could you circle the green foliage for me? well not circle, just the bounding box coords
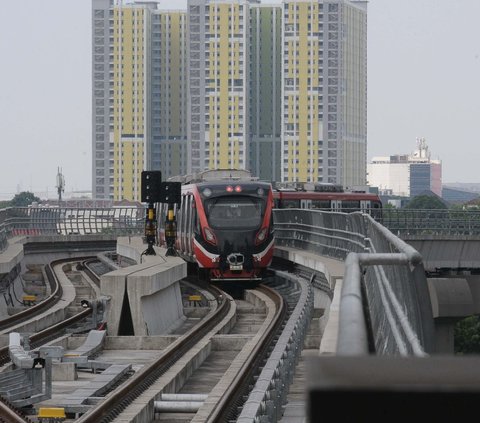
[455,316,480,354]
[405,194,448,210]
[0,201,10,209]
[9,191,41,207]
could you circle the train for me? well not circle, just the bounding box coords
[157,169,275,284]
[272,182,383,215]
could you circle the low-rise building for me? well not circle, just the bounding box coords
[367,138,442,198]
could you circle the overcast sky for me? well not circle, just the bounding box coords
[1,0,479,200]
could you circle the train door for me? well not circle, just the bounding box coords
[360,200,369,213]
[300,199,312,209]
[331,200,341,211]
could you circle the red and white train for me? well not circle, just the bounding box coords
[157,169,275,284]
[273,182,383,215]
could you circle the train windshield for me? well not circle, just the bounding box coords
[204,196,264,229]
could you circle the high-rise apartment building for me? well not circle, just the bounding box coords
[92,0,187,201]
[150,10,188,178]
[281,0,367,186]
[188,0,253,174]
[249,4,282,182]
[92,0,155,201]
[92,0,367,200]
[92,0,113,200]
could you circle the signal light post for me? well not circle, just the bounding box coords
[164,205,177,257]
[141,171,181,256]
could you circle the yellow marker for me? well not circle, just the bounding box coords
[168,209,174,220]
[188,295,202,302]
[148,208,154,220]
[38,407,66,419]
[23,295,36,302]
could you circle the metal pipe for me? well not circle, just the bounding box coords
[337,253,370,355]
[154,401,204,413]
[160,394,208,402]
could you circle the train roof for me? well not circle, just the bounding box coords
[273,181,344,192]
[169,169,260,185]
[273,190,381,199]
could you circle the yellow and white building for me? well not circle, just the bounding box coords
[188,0,252,173]
[281,0,367,187]
[92,0,368,200]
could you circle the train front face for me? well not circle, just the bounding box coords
[194,181,274,282]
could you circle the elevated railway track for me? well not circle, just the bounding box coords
[3,206,480,421]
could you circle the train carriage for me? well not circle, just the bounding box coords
[157,170,275,283]
[273,182,382,215]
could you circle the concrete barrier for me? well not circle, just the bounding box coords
[101,237,187,336]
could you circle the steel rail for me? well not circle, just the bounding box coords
[0,256,95,333]
[206,284,286,423]
[77,284,230,423]
[0,397,34,423]
[0,257,97,366]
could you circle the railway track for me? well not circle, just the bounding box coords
[1,253,321,423]
[0,256,109,423]
[0,257,104,366]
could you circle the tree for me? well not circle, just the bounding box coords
[9,191,41,207]
[455,316,480,354]
[405,194,448,210]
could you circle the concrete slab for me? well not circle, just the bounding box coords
[274,245,345,288]
[0,240,24,274]
[63,330,106,359]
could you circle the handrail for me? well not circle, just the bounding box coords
[273,208,435,355]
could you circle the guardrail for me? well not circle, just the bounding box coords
[0,206,145,252]
[379,208,480,236]
[273,209,435,355]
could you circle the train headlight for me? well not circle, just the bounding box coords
[203,227,217,245]
[255,227,268,245]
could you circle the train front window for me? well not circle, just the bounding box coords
[204,196,264,229]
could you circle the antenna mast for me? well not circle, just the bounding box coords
[56,167,65,201]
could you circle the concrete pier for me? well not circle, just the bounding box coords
[101,237,187,336]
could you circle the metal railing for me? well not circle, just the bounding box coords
[0,206,145,252]
[273,208,435,356]
[379,208,480,236]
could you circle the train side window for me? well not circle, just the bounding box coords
[341,200,360,212]
[283,199,300,208]
[312,200,331,209]
[193,202,200,235]
[177,198,183,229]
[186,196,193,254]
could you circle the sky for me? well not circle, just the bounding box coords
[0,0,479,200]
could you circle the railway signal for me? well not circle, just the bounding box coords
[141,171,181,256]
